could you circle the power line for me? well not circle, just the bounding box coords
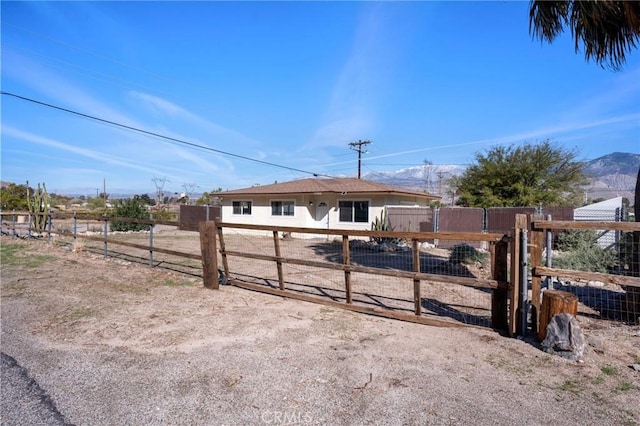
[1,91,334,179]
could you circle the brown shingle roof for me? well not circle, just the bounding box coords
[220,178,439,200]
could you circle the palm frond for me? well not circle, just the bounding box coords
[529,0,640,70]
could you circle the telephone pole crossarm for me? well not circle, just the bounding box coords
[348,139,372,179]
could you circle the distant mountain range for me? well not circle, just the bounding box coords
[364,152,639,204]
[2,152,638,204]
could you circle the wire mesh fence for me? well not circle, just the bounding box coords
[531,217,640,326]
[216,225,503,328]
[4,210,637,328]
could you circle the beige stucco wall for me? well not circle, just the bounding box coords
[220,193,428,236]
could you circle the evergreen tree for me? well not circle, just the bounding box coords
[453,140,587,207]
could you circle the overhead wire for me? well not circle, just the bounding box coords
[1,91,335,179]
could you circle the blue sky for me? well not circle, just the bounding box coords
[2,1,639,196]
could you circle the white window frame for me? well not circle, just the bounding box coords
[338,199,370,223]
[232,200,252,215]
[270,200,295,217]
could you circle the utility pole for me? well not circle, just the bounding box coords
[437,171,444,198]
[348,139,372,179]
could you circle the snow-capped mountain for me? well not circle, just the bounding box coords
[364,152,639,202]
[363,164,465,196]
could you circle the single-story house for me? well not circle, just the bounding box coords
[217,178,440,234]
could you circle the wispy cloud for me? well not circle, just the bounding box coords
[3,51,138,127]
[319,112,640,166]
[129,91,263,148]
[2,125,172,177]
[305,4,391,150]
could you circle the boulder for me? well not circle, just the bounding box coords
[541,313,587,361]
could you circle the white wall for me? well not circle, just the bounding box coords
[220,193,428,236]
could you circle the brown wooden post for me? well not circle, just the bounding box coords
[215,219,230,280]
[199,221,219,289]
[537,290,578,341]
[273,231,285,290]
[509,214,528,337]
[529,217,544,335]
[412,238,422,316]
[342,235,352,303]
[491,237,509,331]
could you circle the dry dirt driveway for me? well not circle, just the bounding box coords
[1,237,639,425]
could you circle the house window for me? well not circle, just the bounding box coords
[271,201,294,216]
[338,200,369,223]
[232,201,252,215]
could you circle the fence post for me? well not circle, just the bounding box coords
[12,211,16,239]
[47,210,52,244]
[28,211,32,238]
[215,218,230,280]
[491,237,509,331]
[73,211,78,246]
[530,215,544,336]
[199,220,219,289]
[149,214,154,268]
[509,214,528,337]
[103,214,108,259]
[520,228,529,337]
[273,231,285,290]
[545,214,553,289]
[412,238,421,316]
[342,235,352,303]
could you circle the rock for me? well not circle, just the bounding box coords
[587,280,605,288]
[630,364,640,372]
[376,243,394,253]
[420,242,435,250]
[541,313,588,361]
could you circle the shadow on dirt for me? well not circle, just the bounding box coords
[307,240,479,278]
[228,272,492,327]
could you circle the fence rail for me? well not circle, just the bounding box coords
[527,217,640,334]
[3,210,638,335]
[203,221,512,330]
[0,211,200,266]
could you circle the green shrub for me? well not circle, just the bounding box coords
[110,198,150,232]
[150,206,177,222]
[554,229,615,273]
[449,244,487,264]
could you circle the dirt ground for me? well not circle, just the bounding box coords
[1,234,640,425]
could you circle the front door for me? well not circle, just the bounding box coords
[314,202,329,229]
